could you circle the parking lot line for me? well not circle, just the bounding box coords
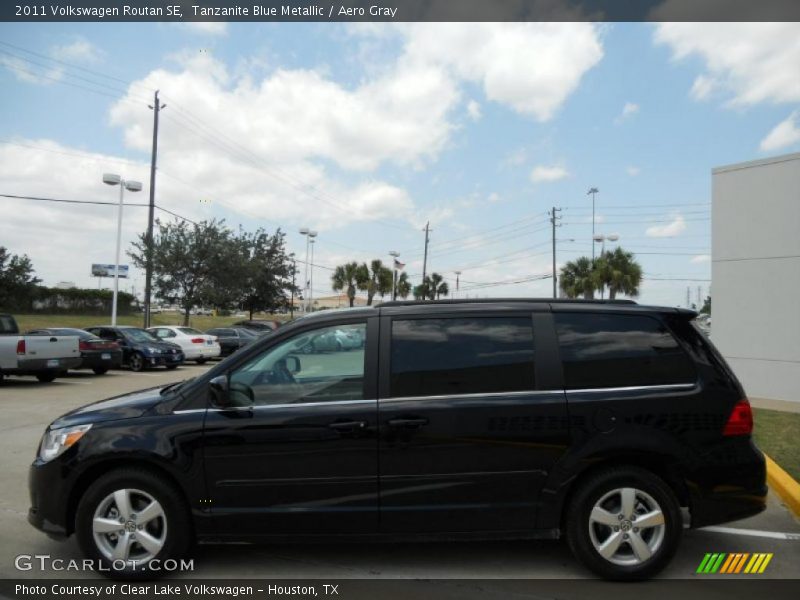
[700,526,800,540]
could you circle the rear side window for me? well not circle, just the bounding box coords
[0,315,18,334]
[554,313,695,390]
[390,317,535,398]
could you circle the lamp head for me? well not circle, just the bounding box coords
[299,228,310,235]
[608,234,619,242]
[124,181,143,192]
[103,173,121,186]
[309,231,318,238]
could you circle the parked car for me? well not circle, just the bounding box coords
[0,314,81,383]
[26,328,122,375]
[29,299,766,580]
[206,327,257,357]
[147,326,221,364]
[232,319,280,333]
[84,326,184,372]
[300,327,362,353]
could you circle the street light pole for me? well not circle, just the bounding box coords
[309,237,316,312]
[454,271,461,299]
[587,187,598,261]
[103,173,142,326]
[389,251,400,301]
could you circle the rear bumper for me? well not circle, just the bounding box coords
[688,439,768,528]
[78,351,122,369]
[14,357,82,373]
[183,345,221,360]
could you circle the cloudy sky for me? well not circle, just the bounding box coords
[1,22,799,306]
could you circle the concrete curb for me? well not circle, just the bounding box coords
[765,453,800,518]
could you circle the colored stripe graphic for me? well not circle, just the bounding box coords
[699,552,773,574]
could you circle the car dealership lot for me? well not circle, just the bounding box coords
[0,367,798,581]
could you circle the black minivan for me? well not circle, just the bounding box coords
[28,300,766,580]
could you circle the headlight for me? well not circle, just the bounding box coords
[39,424,92,462]
[147,346,161,354]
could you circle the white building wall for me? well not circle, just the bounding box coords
[712,152,800,404]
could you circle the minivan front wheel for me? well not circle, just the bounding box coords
[76,469,192,579]
[566,466,682,580]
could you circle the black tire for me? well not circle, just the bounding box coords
[565,466,682,581]
[166,364,179,370]
[129,353,146,372]
[93,367,108,375]
[75,468,193,580]
[36,372,57,383]
[196,358,206,365]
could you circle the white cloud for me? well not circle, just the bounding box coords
[53,38,102,63]
[530,164,569,183]
[759,111,800,152]
[178,22,229,35]
[466,99,482,121]
[487,192,500,203]
[398,23,603,121]
[654,23,800,107]
[646,214,687,238]
[626,166,640,177]
[502,147,528,168]
[690,254,711,264]
[615,101,639,123]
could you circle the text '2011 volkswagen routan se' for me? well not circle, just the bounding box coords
[28,299,766,580]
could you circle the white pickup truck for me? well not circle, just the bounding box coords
[0,314,81,383]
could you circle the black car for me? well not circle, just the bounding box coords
[206,327,257,357]
[27,328,122,375]
[84,326,184,372]
[29,300,766,580]
[232,319,280,333]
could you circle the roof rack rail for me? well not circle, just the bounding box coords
[378,298,637,307]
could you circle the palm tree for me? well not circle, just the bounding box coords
[331,262,367,307]
[595,247,642,299]
[559,257,598,299]
[363,259,394,305]
[427,273,449,300]
[396,272,412,299]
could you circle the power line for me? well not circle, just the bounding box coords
[0,192,148,207]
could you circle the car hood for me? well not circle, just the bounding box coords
[50,386,166,429]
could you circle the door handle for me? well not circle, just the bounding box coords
[329,420,368,431]
[387,418,429,429]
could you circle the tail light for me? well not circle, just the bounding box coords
[16,339,25,355]
[191,338,205,344]
[723,399,753,436]
[79,340,90,351]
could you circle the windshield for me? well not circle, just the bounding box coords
[123,328,158,343]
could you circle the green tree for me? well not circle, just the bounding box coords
[331,262,367,307]
[129,218,241,325]
[700,296,711,315]
[560,257,598,299]
[594,247,643,299]
[236,228,296,319]
[363,259,393,306]
[396,272,412,299]
[427,272,449,300]
[0,246,40,310]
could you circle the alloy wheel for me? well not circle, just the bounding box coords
[588,487,666,566]
[92,488,167,565]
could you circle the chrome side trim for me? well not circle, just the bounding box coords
[566,383,697,394]
[379,389,560,404]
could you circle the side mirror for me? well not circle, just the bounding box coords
[286,355,301,374]
[209,375,231,408]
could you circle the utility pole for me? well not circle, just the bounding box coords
[421,221,431,282]
[549,207,561,298]
[143,90,165,329]
[686,286,690,308]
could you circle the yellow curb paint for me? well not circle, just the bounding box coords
[758,554,773,573]
[750,554,766,573]
[765,453,800,518]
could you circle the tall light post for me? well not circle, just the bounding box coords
[103,173,142,326]
[309,237,317,312]
[299,228,317,313]
[454,271,461,299]
[587,187,599,260]
[389,251,400,301]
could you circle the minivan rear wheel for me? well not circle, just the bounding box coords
[566,466,682,580]
[75,469,192,579]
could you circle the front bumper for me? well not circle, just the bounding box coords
[28,458,70,539]
[145,352,184,366]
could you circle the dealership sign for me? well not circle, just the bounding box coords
[91,264,129,278]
